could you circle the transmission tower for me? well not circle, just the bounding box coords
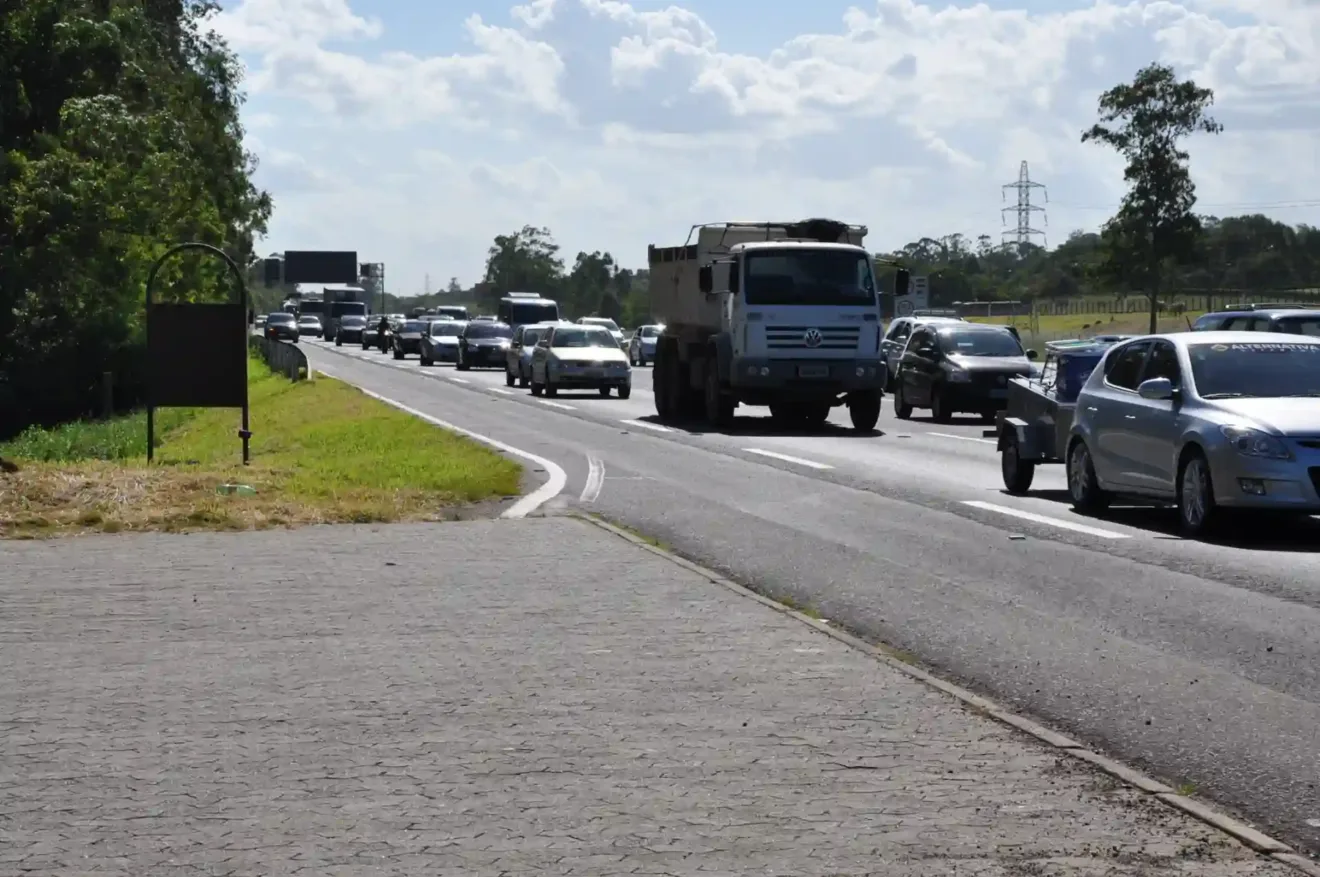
[1001,160,1048,249]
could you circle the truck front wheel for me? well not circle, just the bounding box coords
[703,365,733,427]
[848,391,882,432]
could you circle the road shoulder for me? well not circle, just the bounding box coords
[3,516,1298,874]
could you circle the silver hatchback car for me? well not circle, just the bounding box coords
[1066,331,1320,537]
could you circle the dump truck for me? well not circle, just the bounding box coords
[648,218,908,431]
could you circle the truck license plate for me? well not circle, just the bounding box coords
[798,365,828,378]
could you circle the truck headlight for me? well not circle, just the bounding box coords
[1220,426,1290,459]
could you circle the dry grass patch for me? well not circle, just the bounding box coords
[0,359,522,538]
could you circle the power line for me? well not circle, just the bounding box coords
[1002,160,1048,249]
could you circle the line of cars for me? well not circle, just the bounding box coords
[307,311,649,399]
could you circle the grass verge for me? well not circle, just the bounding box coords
[967,311,1204,349]
[0,357,522,538]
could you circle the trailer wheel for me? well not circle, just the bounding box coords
[1000,433,1035,494]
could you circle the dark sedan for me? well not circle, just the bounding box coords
[893,324,1037,423]
[456,321,513,370]
[264,312,299,342]
[391,319,429,359]
[335,314,368,346]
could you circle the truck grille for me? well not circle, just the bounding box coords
[765,326,860,350]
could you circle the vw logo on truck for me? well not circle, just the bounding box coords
[803,328,823,348]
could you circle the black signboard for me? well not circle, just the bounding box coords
[283,250,358,284]
[146,304,248,407]
[144,242,253,464]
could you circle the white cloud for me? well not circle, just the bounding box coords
[210,0,1320,292]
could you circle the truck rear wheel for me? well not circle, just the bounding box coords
[849,391,881,432]
[653,341,673,419]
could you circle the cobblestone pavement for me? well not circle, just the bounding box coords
[0,518,1293,876]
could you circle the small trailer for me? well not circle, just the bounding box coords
[985,337,1129,494]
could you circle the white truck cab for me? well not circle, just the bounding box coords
[648,218,909,431]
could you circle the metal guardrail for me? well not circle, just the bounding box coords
[248,335,308,381]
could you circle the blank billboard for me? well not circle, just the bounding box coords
[283,250,358,284]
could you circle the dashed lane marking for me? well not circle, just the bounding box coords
[743,448,834,470]
[620,419,672,433]
[960,500,1131,539]
[928,431,997,445]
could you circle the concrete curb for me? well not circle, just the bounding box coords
[571,511,1316,875]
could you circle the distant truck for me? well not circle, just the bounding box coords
[498,292,559,329]
[434,305,469,321]
[647,218,908,431]
[321,286,369,340]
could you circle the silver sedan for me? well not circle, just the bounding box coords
[1066,331,1320,538]
[629,324,662,366]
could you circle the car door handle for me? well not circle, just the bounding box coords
[1124,415,1137,420]
[1085,406,1098,412]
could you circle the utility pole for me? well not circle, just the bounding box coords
[1001,161,1048,252]
[424,273,431,296]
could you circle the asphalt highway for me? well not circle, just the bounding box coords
[302,338,1320,857]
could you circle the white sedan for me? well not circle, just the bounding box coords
[530,325,632,398]
[576,316,626,349]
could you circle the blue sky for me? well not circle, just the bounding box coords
[213,0,1320,294]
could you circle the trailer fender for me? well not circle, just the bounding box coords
[713,333,734,382]
[997,417,1038,457]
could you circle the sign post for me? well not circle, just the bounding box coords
[145,242,252,464]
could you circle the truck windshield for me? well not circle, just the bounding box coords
[743,249,876,306]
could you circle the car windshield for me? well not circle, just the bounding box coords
[268,314,294,324]
[554,328,615,348]
[582,318,619,331]
[466,322,512,339]
[743,248,876,306]
[299,316,319,323]
[640,326,660,337]
[341,316,365,325]
[940,330,1024,357]
[1273,316,1320,336]
[430,321,461,336]
[1189,341,1320,397]
[402,320,427,332]
[522,328,545,345]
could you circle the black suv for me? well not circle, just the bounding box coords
[1191,303,1320,335]
[893,323,1037,423]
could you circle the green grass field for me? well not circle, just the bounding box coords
[0,357,522,537]
[967,310,1205,350]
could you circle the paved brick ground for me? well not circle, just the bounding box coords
[0,518,1293,876]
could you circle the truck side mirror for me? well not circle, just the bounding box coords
[698,265,713,293]
[894,268,910,297]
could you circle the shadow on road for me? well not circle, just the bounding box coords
[1012,488,1320,551]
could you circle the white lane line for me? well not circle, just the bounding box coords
[928,431,997,445]
[620,419,671,433]
[449,377,470,384]
[537,399,575,410]
[320,377,567,519]
[490,387,515,395]
[580,455,605,503]
[744,448,834,470]
[960,501,1130,539]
